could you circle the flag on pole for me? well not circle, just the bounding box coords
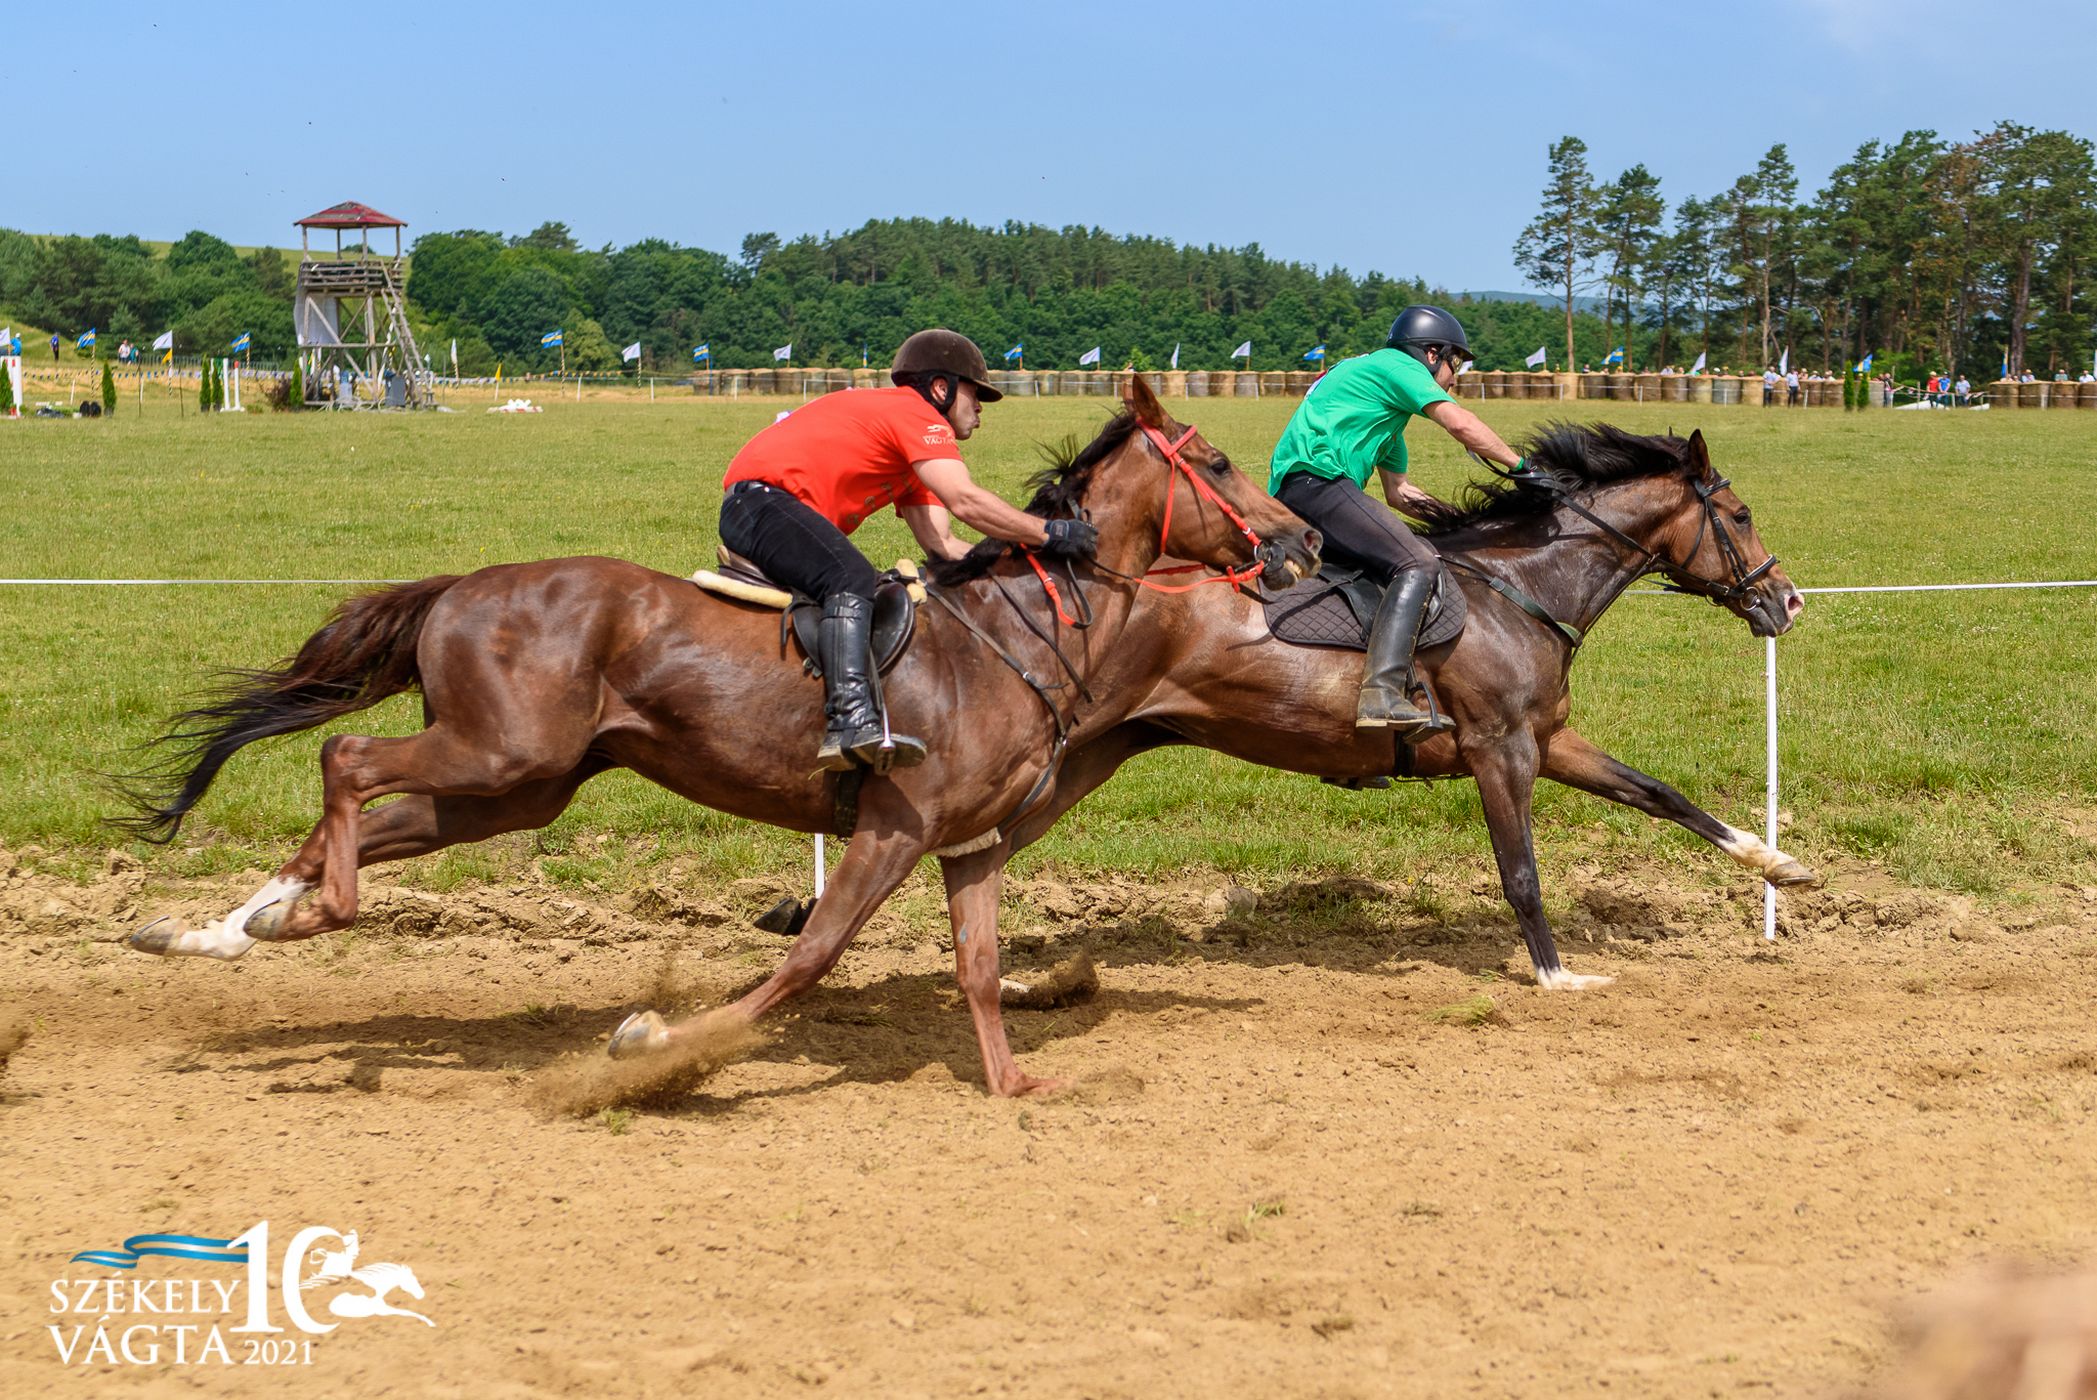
[1604,346,1624,366]
[1003,344,1023,362]
[496,362,503,385]
[1077,346,1101,366]
[693,343,710,363]
[152,330,174,353]
[1690,351,1707,374]
[1231,340,1251,360]
[230,331,251,353]
[1302,344,1326,362]
[541,329,563,348]
[2001,349,2009,377]
[450,338,458,374]
[77,328,97,349]
[621,342,642,363]
[1855,352,1872,373]
[1525,346,1548,368]
[1170,343,1180,370]
[772,344,791,362]
[1778,348,1789,375]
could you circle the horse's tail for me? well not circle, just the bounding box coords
[112,575,464,843]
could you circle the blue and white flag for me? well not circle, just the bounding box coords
[230,331,251,353]
[692,343,710,362]
[1077,346,1101,366]
[77,328,96,349]
[1170,343,1180,370]
[541,329,563,348]
[772,344,791,362]
[621,342,642,363]
[70,1233,249,1271]
[1231,340,1251,359]
[1603,346,1624,366]
[1525,346,1548,368]
[1855,352,1872,373]
[1003,344,1023,362]
[1302,344,1326,362]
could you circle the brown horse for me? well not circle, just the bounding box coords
[969,422,1814,990]
[119,375,1320,1096]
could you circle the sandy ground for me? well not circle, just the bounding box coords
[2,846,2094,1399]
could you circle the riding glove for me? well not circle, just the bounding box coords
[1039,518,1100,558]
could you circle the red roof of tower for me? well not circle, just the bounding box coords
[295,201,406,230]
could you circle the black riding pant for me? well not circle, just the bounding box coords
[717,481,880,603]
[1275,471,1436,586]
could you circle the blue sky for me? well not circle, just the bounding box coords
[15,1,2094,290]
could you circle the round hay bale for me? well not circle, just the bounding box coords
[1185,371,1211,397]
[1233,371,1261,397]
[721,370,750,396]
[1282,370,1313,395]
[2018,380,2044,409]
[1632,372,1661,402]
[1142,371,1168,398]
[1483,371,1508,399]
[851,368,883,390]
[1664,374,1691,402]
[1161,370,1187,398]
[1688,375,1712,403]
[1259,372,1287,396]
[2079,381,2097,409]
[1089,372,1117,396]
[747,369,776,394]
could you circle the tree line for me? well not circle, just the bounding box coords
[1514,122,2096,381]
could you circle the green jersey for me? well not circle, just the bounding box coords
[1266,348,1454,494]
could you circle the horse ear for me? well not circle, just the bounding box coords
[1685,428,1711,474]
[1120,370,1172,430]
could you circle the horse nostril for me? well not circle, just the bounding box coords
[1787,593,1804,616]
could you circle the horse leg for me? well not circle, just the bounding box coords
[939,844,1062,1097]
[611,816,927,1057]
[131,733,596,959]
[1466,731,1612,991]
[1540,728,1818,886]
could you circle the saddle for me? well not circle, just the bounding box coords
[1260,562,1467,652]
[691,548,920,678]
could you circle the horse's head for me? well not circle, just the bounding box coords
[1087,374,1320,587]
[1651,430,1803,637]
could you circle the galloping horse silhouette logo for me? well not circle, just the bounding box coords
[301,1232,434,1327]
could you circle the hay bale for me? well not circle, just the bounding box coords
[1284,370,1316,395]
[2080,381,2097,409]
[1483,370,1508,399]
[1259,372,1287,396]
[1185,370,1210,397]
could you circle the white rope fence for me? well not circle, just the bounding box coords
[4,575,2091,948]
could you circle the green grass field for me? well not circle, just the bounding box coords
[2,392,2093,901]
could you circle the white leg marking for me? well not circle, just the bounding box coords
[1536,966,1615,992]
[173,876,312,959]
[1716,823,1799,879]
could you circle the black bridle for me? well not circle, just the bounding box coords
[1501,463,1778,604]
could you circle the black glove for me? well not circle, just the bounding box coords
[1039,518,1099,559]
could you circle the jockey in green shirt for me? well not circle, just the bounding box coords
[1268,305,1529,737]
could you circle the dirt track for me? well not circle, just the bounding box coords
[2,848,2094,1398]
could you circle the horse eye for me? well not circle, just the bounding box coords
[1208,456,1232,476]
[1733,508,1752,526]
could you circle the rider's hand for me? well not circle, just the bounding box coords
[1038,518,1099,559]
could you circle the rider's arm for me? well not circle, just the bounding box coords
[1422,399,1523,470]
[913,458,1052,549]
[1380,468,1460,527]
[896,501,972,561]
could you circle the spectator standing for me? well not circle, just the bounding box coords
[1785,367,1801,406]
[49,333,61,363]
[1955,375,1970,406]
[1762,365,1779,406]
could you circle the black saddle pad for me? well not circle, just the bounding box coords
[1260,565,1466,653]
[786,578,917,678]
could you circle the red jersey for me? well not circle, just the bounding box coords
[721,387,961,534]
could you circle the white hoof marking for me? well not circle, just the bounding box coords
[1536,967,1616,992]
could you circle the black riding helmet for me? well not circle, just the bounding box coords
[891,329,1003,412]
[1386,305,1473,370]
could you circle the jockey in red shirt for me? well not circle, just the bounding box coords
[720,329,1097,771]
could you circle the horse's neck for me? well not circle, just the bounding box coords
[1442,490,1673,636]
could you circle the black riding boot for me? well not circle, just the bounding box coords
[1355,570,1451,740]
[815,595,926,772]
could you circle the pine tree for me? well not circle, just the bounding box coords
[101,360,117,416]
[199,360,212,412]
[0,358,14,417]
[291,358,304,409]
[212,360,226,411]
[1514,137,1605,372]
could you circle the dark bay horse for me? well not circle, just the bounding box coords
[974,423,1814,990]
[120,375,1320,1096]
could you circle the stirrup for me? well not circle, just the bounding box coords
[847,730,927,773]
[1399,681,1455,745]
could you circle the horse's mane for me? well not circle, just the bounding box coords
[1423,421,1693,537]
[924,411,1141,586]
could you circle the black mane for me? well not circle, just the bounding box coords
[924,411,1141,585]
[1424,422,1693,536]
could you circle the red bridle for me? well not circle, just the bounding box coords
[1024,419,1273,624]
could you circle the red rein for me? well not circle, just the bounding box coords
[1025,421,1271,625]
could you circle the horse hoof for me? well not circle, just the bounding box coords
[1767,860,1821,889]
[607,1010,670,1060]
[243,899,296,941]
[1536,968,1615,992]
[128,916,184,956]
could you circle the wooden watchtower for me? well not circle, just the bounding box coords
[293,201,428,408]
